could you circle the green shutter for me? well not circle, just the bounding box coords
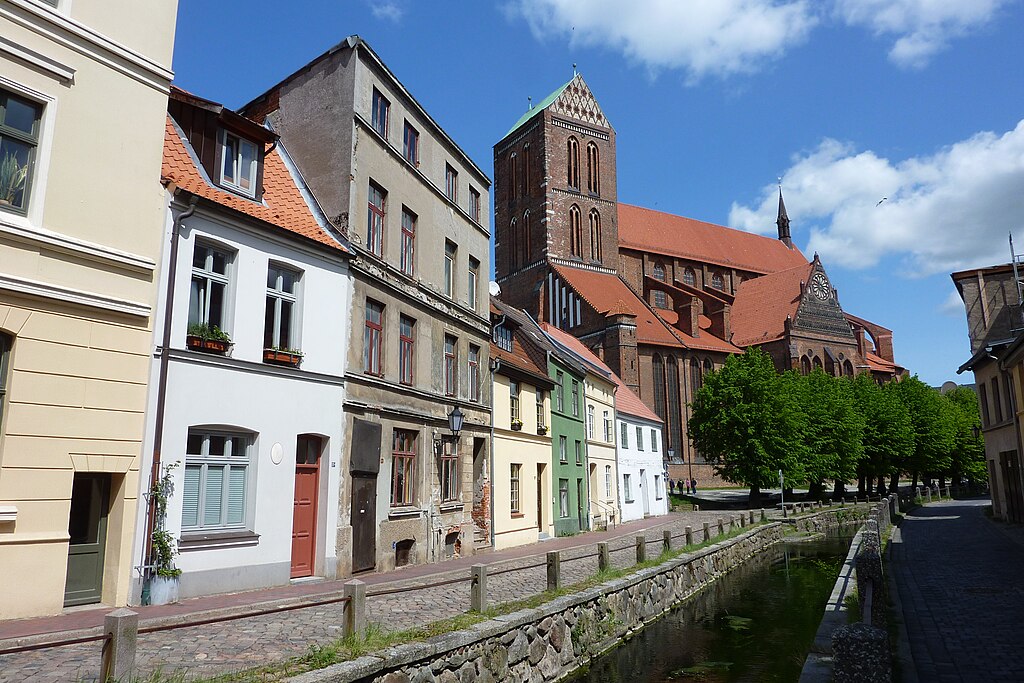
[204,466,224,526]
[227,466,246,525]
[182,465,200,528]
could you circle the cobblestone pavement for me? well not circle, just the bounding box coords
[890,498,1024,683]
[0,509,747,682]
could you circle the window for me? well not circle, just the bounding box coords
[0,89,42,213]
[587,405,595,438]
[575,440,582,465]
[559,479,570,518]
[623,473,632,502]
[468,345,481,402]
[979,383,991,426]
[264,264,298,351]
[523,144,531,194]
[586,142,600,195]
[400,208,416,276]
[567,137,580,190]
[559,436,567,463]
[605,465,612,498]
[636,426,644,451]
[470,187,481,223]
[468,257,480,310]
[440,438,458,503]
[651,429,659,453]
[494,323,513,352]
[364,300,384,375]
[182,430,251,530]
[603,411,612,442]
[620,422,628,449]
[519,211,531,269]
[992,377,1002,422]
[571,380,580,416]
[682,268,696,287]
[510,464,522,513]
[509,153,518,198]
[444,240,456,298]
[189,242,231,333]
[510,379,521,424]
[367,182,386,257]
[556,371,565,412]
[444,334,458,397]
[711,272,725,290]
[372,88,389,138]
[536,389,546,429]
[589,210,602,262]
[653,291,667,309]
[391,429,417,506]
[652,262,666,281]
[445,164,458,202]
[399,315,415,385]
[403,120,418,164]
[219,131,259,198]
[569,205,583,258]
[655,475,662,500]
[0,333,11,432]
[509,218,519,270]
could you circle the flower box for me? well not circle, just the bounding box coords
[186,335,230,354]
[537,426,548,436]
[511,421,523,431]
[263,348,303,367]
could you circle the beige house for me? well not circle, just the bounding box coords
[0,0,177,617]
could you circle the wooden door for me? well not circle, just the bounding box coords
[351,475,377,572]
[536,464,544,531]
[291,436,321,578]
[64,474,110,607]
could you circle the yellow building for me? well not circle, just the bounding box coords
[490,301,554,549]
[0,0,177,617]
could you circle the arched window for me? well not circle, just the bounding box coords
[652,354,667,422]
[813,355,823,370]
[586,142,600,195]
[703,358,713,375]
[589,209,602,262]
[652,262,666,281]
[569,205,583,257]
[844,359,854,376]
[521,210,531,268]
[509,217,519,270]
[800,356,812,375]
[509,153,518,199]
[522,144,530,195]
[682,268,696,286]
[667,356,682,455]
[710,272,724,290]
[567,137,580,190]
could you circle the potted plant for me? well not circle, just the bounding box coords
[186,322,231,354]
[263,346,304,367]
[146,463,181,605]
[537,425,548,436]
[511,419,523,431]
[0,152,28,207]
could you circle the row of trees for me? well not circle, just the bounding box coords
[689,348,987,502]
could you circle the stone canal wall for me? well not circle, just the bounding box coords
[294,507,866,683]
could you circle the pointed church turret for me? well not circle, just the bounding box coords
[777,186,793,249]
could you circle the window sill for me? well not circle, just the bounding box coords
[388,506,422,519]
[439,502,464,513]
[511,512,525,519]
[179,529,259,551]
[625,499,635,504]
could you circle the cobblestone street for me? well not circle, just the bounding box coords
[890,498,1024,683]
[0,509,734,682]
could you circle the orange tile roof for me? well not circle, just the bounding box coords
[614,380,662,423]
[731,262,813,347]
[541,323,615,378]
[161,116,348,253]
[864,351,898,373]
[618,203,807,274]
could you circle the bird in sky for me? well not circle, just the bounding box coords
[876,197,888,206]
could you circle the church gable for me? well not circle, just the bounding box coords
[549,75,610,130]
[792,261,856,341]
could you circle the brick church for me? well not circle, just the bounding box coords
[493,74,905,484]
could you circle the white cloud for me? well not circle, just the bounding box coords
[508,0,818,82]
[370,1,404,22]
[938,290,964,316]
[728,120,1024,276]
[834,0,1009,68]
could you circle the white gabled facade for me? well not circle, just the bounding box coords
[616,410,668,522]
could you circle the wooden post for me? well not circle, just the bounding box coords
[598,542,610,572]
[703,522,711,542]
[749,510,755,525]
[663,529,672,553]
[547,551,561,591]
[343,579,366,638]
[760,508,766,522]
[101,608,138,683]
[471,564,487,612]
[717,518,724,536]
[685,525,694,545]
[636,536,646,564]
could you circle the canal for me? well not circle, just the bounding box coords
[571,534,852,683]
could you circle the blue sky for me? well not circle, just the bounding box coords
[171,1,1024,386]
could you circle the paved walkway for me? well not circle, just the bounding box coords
[0,509,741,682]
[890,498,1024,683]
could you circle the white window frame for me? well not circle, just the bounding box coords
[587,404,595,438]
[265,263,300,350]
[620,422,628,449]
[219,130,258,198]
[603,410,612,442]
[444,240,457,298]
[636,426,644,451]
[605,465,612,498]
[189,241,233,333]
[651,429,659,453]
[623,473,632,502]
[182,429,253,531]
[510,463,521,514]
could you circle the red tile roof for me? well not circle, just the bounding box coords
[618,203,807,274]
[864,351,898,373]
[161,116,347,253]
[731,262,813,347]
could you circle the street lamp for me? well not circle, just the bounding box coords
[972,423,981,440]
[448,405,465,438]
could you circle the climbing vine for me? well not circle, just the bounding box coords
[149,463,182,578]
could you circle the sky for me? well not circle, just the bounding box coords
[171,0,1024,387]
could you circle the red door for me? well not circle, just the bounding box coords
[291,436,321,578]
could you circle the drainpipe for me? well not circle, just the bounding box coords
[143,194,198,579]
[488,358,499,548]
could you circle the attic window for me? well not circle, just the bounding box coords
[494,323,513,352]
[220,131,258,198]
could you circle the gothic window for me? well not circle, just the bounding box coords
[523,144,531,195]
[682,268,696,287]
[509,153,518,199]
[703,358,713,375]
[813,355,823,371]
[843,359,854,376]
[509,218,518,270]
[567,136,580,190]
[652,353,667,425]
[521,211,531,268]
[801,356,812,375]
[652,262,666,281]
[690,358,702,394]
[569,205,582,257]
[666,356,681,456]
[586,142,600,195]
[710,272,724,290]
[589,209,602,262]
[653,290,667,309]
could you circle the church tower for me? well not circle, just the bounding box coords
[493,74,618,315]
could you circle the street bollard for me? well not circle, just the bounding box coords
[840,497,845,507]
[101,608,138,683]
[717,518,725,536]
[749,510,755,525]
[598,542,610,572]
[760,508,766,522]
[636,536,646,564]
[547,551,561,591]
[729,516,736,532]
[471,564,487,612]
[663,529,672,554]
[685,525,694,546]
[343,579,366,638]
[703,522,711,542]
[926,487,932,504]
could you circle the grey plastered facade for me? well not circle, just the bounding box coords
[242,36,493,575]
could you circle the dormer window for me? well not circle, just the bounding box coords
[493,323,513,352]
[220,131,258,198]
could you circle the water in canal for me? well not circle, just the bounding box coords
[572,534,852,683]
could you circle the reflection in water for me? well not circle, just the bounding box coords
[571,536,851,683]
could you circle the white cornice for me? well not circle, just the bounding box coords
[0,272,150,317]
[0,215,156,273]
[0,34,74,81]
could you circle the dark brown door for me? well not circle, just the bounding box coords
[537,464,544,531]
[351,475,377,572]
[291,436,321,578]
[64,474,110,607]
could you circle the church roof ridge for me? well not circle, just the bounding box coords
[501,75,576,139]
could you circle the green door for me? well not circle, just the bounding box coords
[64,474,110,607]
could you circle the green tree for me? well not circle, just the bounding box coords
[894,375,956,485]
[690,347,807,503]
[851,373,913,494]
[944,386,987,485]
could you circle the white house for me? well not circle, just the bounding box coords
[131,89,353,602]
[614,379,668,522]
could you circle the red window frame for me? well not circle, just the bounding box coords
[470,187,481,223]
[400,208,415,275]
[569,205,582,257]
[371,88,389,139]
[403,121,418,164]
[567,137,580,190]
[391,429,417,507]
[399,315,415,386]
[445,164,458,202]
[364,300,383,376]
[468,345,480,402]
[367,183,385,257]
[444,335,457,397]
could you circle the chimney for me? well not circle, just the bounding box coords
[708,301,731,342]
[675,296,702,337]
[603,306,639,394]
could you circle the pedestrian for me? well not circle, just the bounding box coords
[669,478,675,495]
[691,478,698,495]
[685,479,691,495]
